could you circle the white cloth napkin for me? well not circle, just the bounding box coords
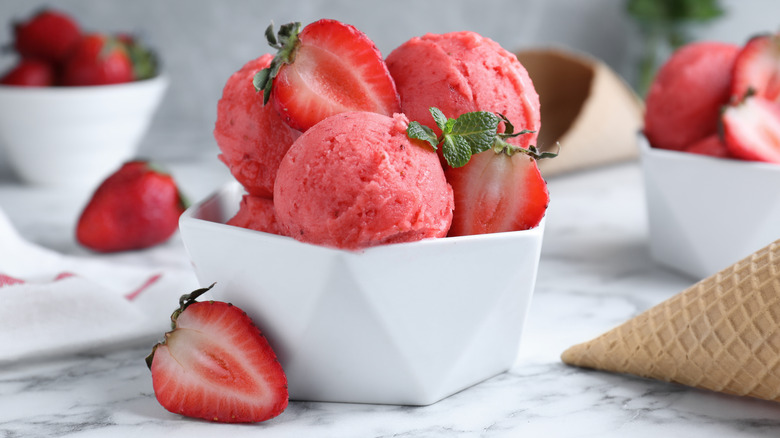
[0,207,199,363]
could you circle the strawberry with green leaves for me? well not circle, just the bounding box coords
[61,34,134,85]
[408,108,555,236]
[76,161,187,252]
[253,20,401,132]
[147,284,288,423]
[61,33,158,85]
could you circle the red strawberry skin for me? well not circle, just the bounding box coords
[644,41,739,151]
[13,9,81,64]
[61,34,134,86]
[76,161,186,252]
[0,59,55,86]
[149,299,288,423]
[730,33,780,103]
[270,19,401,131]
[446,151,549,237]
[722,96,780,164]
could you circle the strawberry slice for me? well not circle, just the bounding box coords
[731,33,780,102]
[446,151,549,236]
[722,96,780,164]
[407,107,553,236]
[147,284,288,423]
[254,20,401,132]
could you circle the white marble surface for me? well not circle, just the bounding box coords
[2,159,780,437]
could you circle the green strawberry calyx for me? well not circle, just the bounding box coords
[252,21,302,104]
[407,107,559,168]
[145,282,217,370]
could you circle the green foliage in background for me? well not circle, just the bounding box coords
[627,0,724,96]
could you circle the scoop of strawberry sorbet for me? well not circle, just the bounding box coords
[386,31,541,152]
[644,41,739,151]
[214,54,301,198]
[274,112,454,250]
[226,194,280,235]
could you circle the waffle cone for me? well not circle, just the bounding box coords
[562,239,780,401]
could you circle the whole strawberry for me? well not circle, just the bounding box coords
[147,283,288,423]
[76,161,187,252]
[254,20,401,132]
[13,8,81,64]
[0,59,55,86]
[61,34,134,86]
[408,108,555,236]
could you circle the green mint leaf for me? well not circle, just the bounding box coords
[442,135,472,168]
[450,111,500,154]
[429,107,448,132]
[407,122,439,150]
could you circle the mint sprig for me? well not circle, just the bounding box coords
[407,107,557,168]
[253,21,302,104]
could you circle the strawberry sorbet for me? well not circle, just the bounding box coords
[644,42,739,151]
[214,54,301,198]
[273,111,454,250]
[226,194,280,235]
[386,31,541,151]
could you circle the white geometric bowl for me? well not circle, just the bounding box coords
[179,182,544,405]
[639,135,780,279]
[0,75,168,187]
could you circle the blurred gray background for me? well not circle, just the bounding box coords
[0,0,776,178]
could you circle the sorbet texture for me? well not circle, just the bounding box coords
[274,112,454,249]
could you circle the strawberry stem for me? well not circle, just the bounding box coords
[170,283,216,328]
[253,21,303,104]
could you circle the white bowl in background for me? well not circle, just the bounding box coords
[179,182,545,406]
[0,75,168,187]
[639,135,780,279]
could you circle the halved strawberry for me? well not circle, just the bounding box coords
[147,284,288,423]
[446,151,549,236]
[408,107,553,236]
[722,96,780,164]
[254,20,401,132]
[731,33,780,102]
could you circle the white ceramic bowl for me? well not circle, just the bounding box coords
[0,75,168,187]
[639,135,780,279]
[179,182,544,406]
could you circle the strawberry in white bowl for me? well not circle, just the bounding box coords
[181,18,549,405]
[641,32,780,279]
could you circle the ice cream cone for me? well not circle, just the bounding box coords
[515,48,644,176]
[561,239,780,401]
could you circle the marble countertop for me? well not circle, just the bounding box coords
[2,158,780,437]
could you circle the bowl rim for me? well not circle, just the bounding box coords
[180,182,547,255]
[0,73,169,94]
[637,133,780,173]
